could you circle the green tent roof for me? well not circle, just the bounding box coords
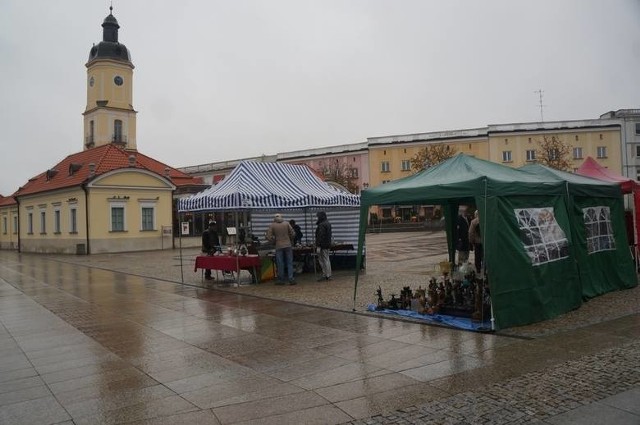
[519,163,622,198]
[362,154,566,207]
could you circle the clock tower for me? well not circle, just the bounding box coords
[83,7,137,150]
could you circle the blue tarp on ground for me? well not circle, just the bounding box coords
[367,304,493,332]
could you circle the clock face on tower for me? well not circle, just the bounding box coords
[114,76,123,86]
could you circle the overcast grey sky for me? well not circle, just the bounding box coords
[1,1,639,195]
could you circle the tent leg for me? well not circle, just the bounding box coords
[490,301,495,331]
[179,212,184,285]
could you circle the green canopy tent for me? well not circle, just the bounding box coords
[519,163,637,299]
[353,154,637,329]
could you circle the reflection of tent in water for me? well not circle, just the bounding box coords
[354,154,637,329]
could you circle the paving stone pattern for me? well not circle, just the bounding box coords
[346,341,640,424]
[1,231,639,424]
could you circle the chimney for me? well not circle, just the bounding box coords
[88,163,96,177]
[164,167,171,177]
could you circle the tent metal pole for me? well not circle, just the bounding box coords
[483,177,494,330]
[235,210,240,287]
[178,211,184,285]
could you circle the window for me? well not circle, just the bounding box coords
[583,206,615,254]
[515,207,569,266]
[140,204,155,231]
[502,151,512,162]
[381,161,390,172]
[114,119,123,142]
[526,150,536,161]
[549,149,560,160]
[382,179,391,184]
[89,120,94,145]
[573,147,583,160]
[13,216,17,234]
[636,145,640,157]
[69,208,78,233]
[636,123,640,135]
[27,212,33,234]
[2,217,6,234]
[575,135,579,141]
[350,168,359,178]
[597,146,607,158]
[40,211,46,234]
[111,205,125,232]
[401,160,411,171]
[54,209,61,233]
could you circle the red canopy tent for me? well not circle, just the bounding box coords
[577,156,640,246]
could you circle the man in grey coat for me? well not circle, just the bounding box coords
[266,213,296,285]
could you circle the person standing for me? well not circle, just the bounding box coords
[455,206,470,265]
[201,220,220,280]
[315,211,332,281]
[266,213,296,285]
[468,210,483,273]
[289,219,303,246]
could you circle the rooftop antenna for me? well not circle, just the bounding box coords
[534,89,545,122]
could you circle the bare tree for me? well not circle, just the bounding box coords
[535,135,572,171]
[410,144,457,172]
[318,160,359,193]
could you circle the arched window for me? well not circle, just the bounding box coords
[113,120,123,143]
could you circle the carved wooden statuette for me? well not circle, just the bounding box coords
[471,279,484,321]
[375,286,385,310]
[388,294,399,310]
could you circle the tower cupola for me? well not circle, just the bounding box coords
[87,6,132,65]
[102,9,119,42]
[83,6,137,151]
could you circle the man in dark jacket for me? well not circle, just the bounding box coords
[201,221,220,280]
[315,211,332,281]
[455,207,470,265]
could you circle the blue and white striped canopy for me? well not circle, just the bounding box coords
[178,161,360,212]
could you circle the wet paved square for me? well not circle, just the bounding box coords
[1,232,639,424]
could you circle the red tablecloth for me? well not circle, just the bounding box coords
[194,255,261,273]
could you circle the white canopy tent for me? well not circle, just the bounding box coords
[177,161,361,283]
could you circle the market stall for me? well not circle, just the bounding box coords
[354,154,637,330]
[178,161,361,282]
[576,156,640,247]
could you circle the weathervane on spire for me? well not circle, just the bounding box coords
[109,0,113,14]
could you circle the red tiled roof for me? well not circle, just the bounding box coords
[15,144,204,197]
[0,195,17,207]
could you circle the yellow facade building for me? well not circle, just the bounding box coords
[1,8,204,255]
[365,120,625,220]
[0,197,18,250]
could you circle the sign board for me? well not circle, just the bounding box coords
[181,222,190,236]
[162,226,172,236]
